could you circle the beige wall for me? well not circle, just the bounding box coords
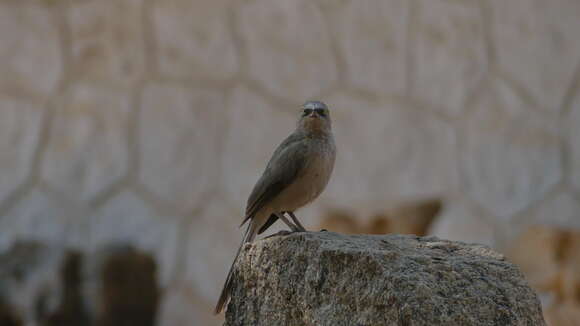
[1,0,579,325]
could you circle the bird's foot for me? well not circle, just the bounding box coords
[264,230,293,239]
[294,226,307,233]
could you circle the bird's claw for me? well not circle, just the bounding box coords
[264,230,293,239]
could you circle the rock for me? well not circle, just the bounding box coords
[0,242,160,326]
[0,299,21,326]
[87,245,160,326]
[224,232,545,326]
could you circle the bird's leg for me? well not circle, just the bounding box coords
[288,212,307,232]
[276,212,302,232]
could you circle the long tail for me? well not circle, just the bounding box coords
[214,223,257,314]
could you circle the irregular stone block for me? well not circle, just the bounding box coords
[324,93,458,206]
[0,3,61,97]
[0,99,44,203]
[413,0,486,115]
[67,0,145,85]
[238,0,337,99]
[138,83,225,211]
[221,86,296,207]
[327,0,408,95]
[0,189,71,247]
[87,191,179,286]
[490,0,580,111]
[568,94,580,191]
[459,81,561,218]
[225,232,545,326]
[42,84,131,201]
[153,0,238,81]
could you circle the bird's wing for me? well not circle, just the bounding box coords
[241,132,308,226]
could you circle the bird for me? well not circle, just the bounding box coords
[214,101,336,314]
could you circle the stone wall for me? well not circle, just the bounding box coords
[0,0,579,325]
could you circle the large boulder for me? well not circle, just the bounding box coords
[224,232,545,326]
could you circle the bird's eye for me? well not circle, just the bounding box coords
[302,108,313,116]
[315,108,326,117]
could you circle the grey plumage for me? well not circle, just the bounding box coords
[215,101,336,314]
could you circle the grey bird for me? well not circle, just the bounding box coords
[214,101,336,314]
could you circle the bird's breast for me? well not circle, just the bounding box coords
[272,140,336,212]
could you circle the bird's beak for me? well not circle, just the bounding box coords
[308,111,319,118]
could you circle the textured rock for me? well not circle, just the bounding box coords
[238,0,337,99]
[138,83,225,211]
[0,3,61,97]
[42,84,131,201]
[326,0,408,94]
[413,0,486,115]
[153,0,238,81]
[490,0,580,111]
[459,81,561,219]
[225,232,545,326]
[0,98,44,203]
[67,0,145,85]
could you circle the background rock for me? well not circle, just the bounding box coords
[0,242,159,326]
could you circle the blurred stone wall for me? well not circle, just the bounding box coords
[0,0,579,325]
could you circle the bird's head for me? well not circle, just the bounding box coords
[297,101,331,134]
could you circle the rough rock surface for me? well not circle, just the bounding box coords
[224,232,545,326]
